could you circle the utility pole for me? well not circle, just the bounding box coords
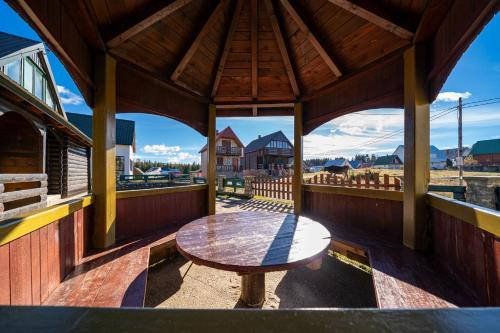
[458,97,463,186]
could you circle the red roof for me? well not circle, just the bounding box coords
[199,126,244,152]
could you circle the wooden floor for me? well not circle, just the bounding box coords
[44,228,178,307]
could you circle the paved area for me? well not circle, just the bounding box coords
[145,196,376,309]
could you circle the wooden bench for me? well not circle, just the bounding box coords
[44,229,178,307]
[329,223,479,308]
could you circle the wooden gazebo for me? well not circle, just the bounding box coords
[0,0,499,330]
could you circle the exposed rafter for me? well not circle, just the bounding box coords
[107,0,194,49]
[280,0,342,77]
[170,0,229,83]
[264,0,300,97]
[251,0,258,98]
[211,0,245,98]
[327,0,413,40]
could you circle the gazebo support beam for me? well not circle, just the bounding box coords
[293,102,303,214]
[403,45,430,250]
[92,53,117,249]
[207,104,217,215]
[251,0,258,98]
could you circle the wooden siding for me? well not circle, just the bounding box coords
[302,189,403,243]
[430,207,500,306]
[116,187,208,241]
[0,205,92,305]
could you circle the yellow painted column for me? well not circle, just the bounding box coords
[293,102,303,214]
[403,45,430,250]
[92,53,116,248]
[207,104,217,215]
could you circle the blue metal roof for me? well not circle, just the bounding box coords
[0,31,41,60]
[245,131,292,153]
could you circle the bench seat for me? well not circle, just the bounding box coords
[44,229,177,308]
[329,223,479,308]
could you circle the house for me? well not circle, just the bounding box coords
[324,158,352,169]
[443,147,471,167]
[349,160,361,169]
[393,145,448,170]
[244,131,293,174]
[373,155,403,169]
[199,126,244,176]
[66,112,136,176]
[0,32,92,219]
[469,139,500,170]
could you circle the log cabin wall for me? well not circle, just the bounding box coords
[429,207,500,306]
[0,202,92,305]
[115,186,209,241]
[46,131,63,195]
[302,186,403,243]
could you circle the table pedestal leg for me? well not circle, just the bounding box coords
[240,273,265,307]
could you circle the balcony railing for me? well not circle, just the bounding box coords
[0,173,48,221]
[264,147,293,156]
[216,146,242,156]
[216,165,242,172]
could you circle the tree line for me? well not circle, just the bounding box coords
[134,159,201,174]
[305,154,378,166]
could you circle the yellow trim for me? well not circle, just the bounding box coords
[117,184,208,199]
[0,196,93,246]
[427,193,500,237]
[303,184,404,201]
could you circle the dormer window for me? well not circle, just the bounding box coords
[4,59,21,83]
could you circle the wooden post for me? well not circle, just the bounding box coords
[240,273,265,307]
[92,53,116,249]
[208,104,216,215]
[293,102,303,214]
[403,45,430,250]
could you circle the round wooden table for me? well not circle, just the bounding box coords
[176,211,331,307]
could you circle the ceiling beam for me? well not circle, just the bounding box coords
[216,103,295,109]
[107,0,194,49]
[264,0,300,97]
[327,0,413,40]
[251,0,258,98]
[280,0,342,77]
[211,0,244,98]
[170,0,229,82]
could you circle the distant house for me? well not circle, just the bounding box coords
[244,131,293,172]
[469,139,500,169]
[67,112,136,176]
[393,145,447,170]
[349,160,361,169]
[324,158,352,169]
[443,147,471,167]
[199,126,244,176]
[373,155,403,169]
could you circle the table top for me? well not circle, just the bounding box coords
[176,211,331,274]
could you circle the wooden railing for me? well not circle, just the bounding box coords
[216,146,242,156]
[252,176,293,200]
[216,165,242,172]
[0,173,48,221]
[305,173,402,191]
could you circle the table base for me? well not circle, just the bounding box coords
[240,273,265,307]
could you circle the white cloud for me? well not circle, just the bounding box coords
[435,91,471,102]
[56,85,84,105]
[143,144,180,155]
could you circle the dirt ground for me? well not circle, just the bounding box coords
[145,197,376,309]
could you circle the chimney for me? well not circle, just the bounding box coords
[258,135,261,139]
[216,130,219,135]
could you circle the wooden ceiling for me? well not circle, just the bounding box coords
[6,0,499,134]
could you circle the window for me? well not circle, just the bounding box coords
[116,156,125,173]
[45,85,53,108]
[23,59,33,92]
[4,59,21,83]
[34,69,43,100]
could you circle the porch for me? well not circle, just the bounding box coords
[0,0,499,331]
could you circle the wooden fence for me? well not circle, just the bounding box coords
[305,173,402,191]
[0,173,48,221]
[252,176,293,201]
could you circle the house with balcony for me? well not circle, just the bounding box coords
[244,131,293,174]
[0,31,91,220]
[199,126,244,176]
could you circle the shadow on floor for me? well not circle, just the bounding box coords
[216,196,293,214]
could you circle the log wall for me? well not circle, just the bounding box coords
[0,204,92,305]
[116,186,208,241]
[302,187,403,243]
[430,207,500,306]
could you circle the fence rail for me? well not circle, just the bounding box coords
[0,173,48,221]
[252,176,293,201]
[305,173,402,191]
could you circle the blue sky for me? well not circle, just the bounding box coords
[1,1,499,163]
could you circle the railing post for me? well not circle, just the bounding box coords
[244,176,255,198]
[293,102,303,214]
[92,53,116,249]
[403,45,430,250]
[208,104,217,215]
